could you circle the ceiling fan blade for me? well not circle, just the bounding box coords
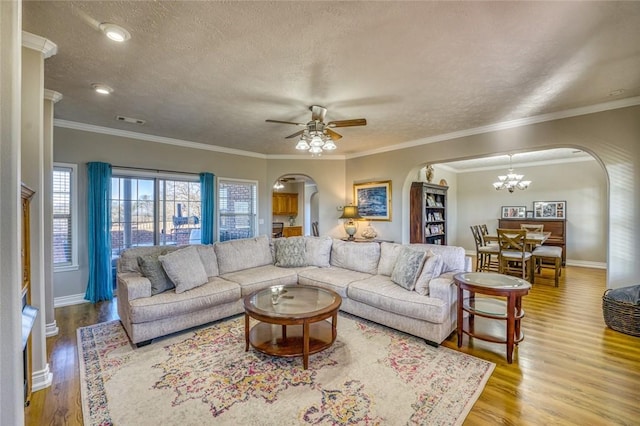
[326,118,367,128]
[285,129,305,139]
[266,119,306,126]
[310,105,327,122]
[325,129,343,140]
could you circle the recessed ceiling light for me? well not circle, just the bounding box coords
[99,22,131,42]
[91,83,113,95]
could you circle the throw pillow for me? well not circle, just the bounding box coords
[330,239,380,274]
[414,251,444,296]
[391,247,427,291]
[304,236,332,267]
[274,237,306,267]
[377,242,403,276]
[138,255,175,295]
[158,246,209,294]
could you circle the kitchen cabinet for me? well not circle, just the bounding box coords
[282,226,303,237]
[272,193,298,216]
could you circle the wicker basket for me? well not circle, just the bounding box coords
[602,286,640,337]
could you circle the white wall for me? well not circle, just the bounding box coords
[454,158,607,265]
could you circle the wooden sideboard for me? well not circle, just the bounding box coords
[282,226,302,237]
[497,218,566,265]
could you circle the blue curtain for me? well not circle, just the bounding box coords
[200,172,215,244]
[85,162,113,303]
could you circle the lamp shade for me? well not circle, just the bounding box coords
[340,205,362,219]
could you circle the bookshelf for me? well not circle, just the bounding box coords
[410,182,448,245]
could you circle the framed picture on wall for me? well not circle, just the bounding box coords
[533,201,566,219]
[354,180,392,221]
[501,206,526,218]
[526,210,534,218]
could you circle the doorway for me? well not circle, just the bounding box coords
[272,174,319,237]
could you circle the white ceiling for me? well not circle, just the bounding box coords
[22,1,640,157]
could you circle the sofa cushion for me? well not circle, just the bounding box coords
[118,245,180,274]
[377,242,403,276]
[159,246,209,294]
[297,267,371,298]
[215,235,273,274]
[274,237,306,267]
[391,247,427,291]
[414,252,444,296]
[194,244,219,277]
[348,275,448,324]
[408,243,466,273]
[128,277,240,323]
[330,239,380,274]
[137,255,174,295]
[304,236,333,267]
[221,265,299,296]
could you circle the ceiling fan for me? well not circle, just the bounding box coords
[266,105,367,155]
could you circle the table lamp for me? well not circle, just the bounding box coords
[339,205,362,241]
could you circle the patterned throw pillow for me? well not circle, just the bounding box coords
[414,251,444,296]
[391,247,427,291]
[138,254,175,295]
[159,246,209,294]
[274,237,307,268]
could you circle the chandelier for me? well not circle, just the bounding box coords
[273,180,284,191]
[295,123,337,157]
[492,154,531,193]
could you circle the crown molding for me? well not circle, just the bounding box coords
[346,96,640,160]
[22,31,57,58]
[445,154,595,174]
[53,120,267,159]
[44,89,63,103]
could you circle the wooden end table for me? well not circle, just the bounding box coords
[454,272,531,363]
[244,285,341,369]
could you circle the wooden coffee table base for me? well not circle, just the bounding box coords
[245,318,337,369]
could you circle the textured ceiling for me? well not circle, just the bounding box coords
[22,1,640,156]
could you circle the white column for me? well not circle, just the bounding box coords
[21,31,57,393]
[0,1,25,423]
[44,89,62,337]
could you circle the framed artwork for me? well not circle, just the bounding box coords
[526,210,534,218]
[533,201,566,219]
[501,206,526,219]
[354,180,392,221]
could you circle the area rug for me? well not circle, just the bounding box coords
[77,314,494,425]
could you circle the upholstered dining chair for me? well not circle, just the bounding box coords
[532,245,562,287]
[471,225,500,272]
[497,228,533,281]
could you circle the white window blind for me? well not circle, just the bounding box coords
[218,179,257,241]
[53,165,74,267]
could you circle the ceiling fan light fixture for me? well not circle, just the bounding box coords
[99,22,131,42]
[309,146,323,156]
[322,139,337,150]
[309,134,324,147]
[295,138,310,150]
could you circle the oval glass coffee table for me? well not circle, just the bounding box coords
[454,272,531,363]
[244,285,342,369]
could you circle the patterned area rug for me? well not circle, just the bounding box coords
[77,314,494,425]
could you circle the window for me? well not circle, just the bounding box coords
[110,171,201,257]
[218,178,257,241]
[53,163,78,270]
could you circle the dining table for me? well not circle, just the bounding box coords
[483,231,551,249]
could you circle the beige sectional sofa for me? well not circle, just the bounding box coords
[116,235,469,347]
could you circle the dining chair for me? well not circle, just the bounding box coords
[471,225,500,272]
[497,228,533,281]
[272,222,284,238]
[311,221,319,237]
[532,245,562,287]
[520,224,544,233]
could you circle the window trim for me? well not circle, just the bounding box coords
[217,177,259,241]
[53,162,79,272]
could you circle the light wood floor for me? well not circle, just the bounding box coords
[25,266,640,425]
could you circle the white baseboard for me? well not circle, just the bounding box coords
[54,293,89,308]
[32,363,53,392]
[464,250,607,270]
[46,321,59,337]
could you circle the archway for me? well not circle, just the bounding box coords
[401,147,609,271]
[271,174,319,237]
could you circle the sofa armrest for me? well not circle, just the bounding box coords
[117,272,152,301]
[429,276,456,304]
